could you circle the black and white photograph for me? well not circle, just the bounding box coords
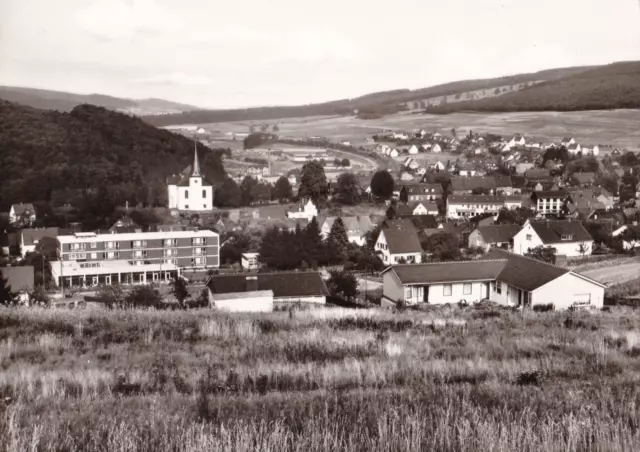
[1,0,640,450]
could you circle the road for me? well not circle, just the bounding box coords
[328,148,381,171]
[581,262,640,285]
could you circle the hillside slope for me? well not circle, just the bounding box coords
[0,101,225,221]
[143,65,596,126]
[426,61,640,114]
[0,86,201,115]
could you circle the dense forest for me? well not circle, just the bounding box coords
[143,66,597,126]
[0,101,225,227]
[426,61,640,113]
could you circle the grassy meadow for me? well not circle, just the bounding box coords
[1,305,640,451]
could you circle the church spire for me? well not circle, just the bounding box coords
[192,139,201,177]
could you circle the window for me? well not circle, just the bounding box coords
[184,190,189,199]
[202,189,206,198]
[561,234,573,241]
[185,205,189,209]
[496,281,502,294]
[463,283,472,295]
[90,253,97,259]
[526,234,532,241]
[92,277,98,286]
[443,284,452,296]
[90,242,97,249]
[203,204,207,209]
[404,287,411,299]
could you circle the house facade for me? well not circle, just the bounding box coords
[167,146,214,211]
[287,199,318,221]
[321,216,374,246]
[513,219,594,257]
[468,224,521,251]
[20,227,60,257]
[51,229,219,288]
[400,183,444,202]
[446,195,505,219]
[241,252,260,270]
[9,203,36,226]
[382,250,605,310]
[531,191,569,216]
[375,220,423,265]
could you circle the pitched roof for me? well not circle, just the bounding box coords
[493,175,513,188]
[11,203,35,216]
[21,227,60,247]
[527,220,593,244]
[571,172,596,185]
[524,168,551,179]
[207,272,329,298]
[449,176,497,192]
[0,266,34,292]
[448,195,505,205]
[382,259,508,284]
[482,249,571,291]
[475,224,521,244]
[323,216,374,236]
[381,219,422,254]
[532,190,568,199]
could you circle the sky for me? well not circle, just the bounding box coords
[1,0,639,109]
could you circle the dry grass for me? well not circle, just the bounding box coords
[1,306,640,451]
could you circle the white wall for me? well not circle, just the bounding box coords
[375,230,422,264]
[275,296,326,305]
[427,282,490,304]
[532,273,604,310]
[213,295,274,312]
[513,223,593,257]
[382,270,404,304]
[177,177,214,211]
[168,185,179,209]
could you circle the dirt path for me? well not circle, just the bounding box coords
[581,263,640,285]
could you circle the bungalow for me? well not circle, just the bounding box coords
[321,216,374,246]
[9,203,36,226]
[375,219,423,265]
[446,195,505,219]
[20,227,60,257]
[513,219,594,257]
[448,176,497,195]
[468,224,521,251]
[0,266,34,304]
[206,272,329,312]
[382,249,605,310]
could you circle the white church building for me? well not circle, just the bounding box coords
[167,144,214,211]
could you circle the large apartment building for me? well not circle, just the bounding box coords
[51,229,219,288]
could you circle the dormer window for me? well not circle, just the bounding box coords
[561,234,573,241]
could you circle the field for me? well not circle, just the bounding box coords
[199,110,640,152]
[2,306,640,451]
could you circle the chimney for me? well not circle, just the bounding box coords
[245,276,258,292]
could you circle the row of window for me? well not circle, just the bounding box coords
[404,283,473,299]
[69,251,210,261]
[70,238,209,252]
[183,189,208,199]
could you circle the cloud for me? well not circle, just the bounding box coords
[134,72,212,86]
[74,0,182,42]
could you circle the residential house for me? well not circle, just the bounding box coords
[531,191,570,216]
[457,162,480,177]
[448,176,497,195]
[375,219,423,265]
[381,249,605,310]
[432,161,446,171]
[561,137,576,147]
[524,168,552,181]
[287,199,318,221]
[396,202,439,217]
[567,143,582,155]
[206,272,329,312]
[51,229,219,288]
[421,143,432,152]
[570,172,596,187]
[389,149,400,158]
[320,216,374,246]
[446,195,505,219]
[612,225,640,250]
[513,219,594,257]
[504,195,524,210]
[399,182,444,202]
[241,252,260,271]
[508,135,526,148]
[9,203,36,226]
[20,227,60,258]
[432,144,442,153]
[468,224,521,251]
[109,214,143,233]
[0,266,34,303]
[408,145,419,155]
[494,175,519,195]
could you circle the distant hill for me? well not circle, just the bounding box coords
[0,86,201,115]
[426,61,640,114]
[143,65,598,126]
[0,101,224,228]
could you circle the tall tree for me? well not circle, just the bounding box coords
[327,218,350,263]
[240,176,259,206]
[298,161,328,202]
[273,176,293,202]
[335,173,361,205]
[0,272,19,306]
[423,232,461,261]
[399,186,408,204]
[303,217,326,267]
[170,275,190,309]
[370,170,395,200]
[215,178,242,207]
[258,227,281,269]
[327,270,359,302]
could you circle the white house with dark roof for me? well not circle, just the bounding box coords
[513,219,594,257]
[508,135,526,148]
[381,249,605,310]
[375,219,423,265]
[468,224,521,251]
[167,144,214,211]
[320,216,374,246]
[20,227,60,257]
[9,203,36,226]
[0,266,35,304]
[446,195,505,219]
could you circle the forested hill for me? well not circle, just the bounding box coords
[426,61,640,114]
[0,101,225,217]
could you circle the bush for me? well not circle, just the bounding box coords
[533,304,554,312]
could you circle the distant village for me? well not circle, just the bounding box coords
[3,122,640,313]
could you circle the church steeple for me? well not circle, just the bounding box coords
[191,140,201,177]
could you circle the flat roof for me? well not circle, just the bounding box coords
[57,229,218,244]
[50,260,179,276]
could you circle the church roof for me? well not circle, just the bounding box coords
[167,141,213,187]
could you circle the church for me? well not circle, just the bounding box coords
[167,144,214,211]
